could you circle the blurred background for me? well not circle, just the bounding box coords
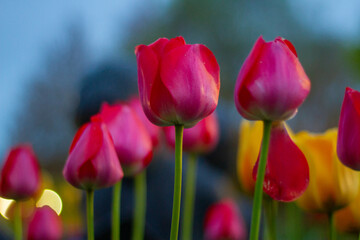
[1,0,360,239]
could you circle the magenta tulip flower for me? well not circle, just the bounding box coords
[163,112,219,154]
[234,36,310,121]
[135,36,220,128]
[337,87,360,170]
[100,102,153,176]
[203,199,247,240]
[27,206,62,240]
[63,116,123,190]
[0,144,41,200]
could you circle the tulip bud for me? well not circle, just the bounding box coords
[295,129,360,212]
[27,206,62,240]
[100,102,153,176]
[203,199,247,240]
[0,144,41,200]
[234,36,310,121]
[337,87,360,170]
[128,96,161,148]
[163,112,219,154]
[135,36,220,128]
[253,122,309,202]
[63,116,123,189]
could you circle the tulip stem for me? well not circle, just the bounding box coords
[14,201,22,240]
[329,211,336,240]
[264,199,277,240]
[249,120,272,240]
[112,181,122,240]
[181,153,198,240]
[132,171,147,240]
[86,189,95,240]
[170,124,184,240]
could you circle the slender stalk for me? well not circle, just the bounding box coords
[264,199,277,240]
[329,211,336,240]
[132,171,147,240]
[112,181,122,240]
[86,190,95,240]
[14,201,22,240]
[181,153,198,240]
[170,124,184,240]
[358,232,360,240]
[249,120,272,240]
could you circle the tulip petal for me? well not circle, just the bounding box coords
[163,36,186,54]
[253,122,309,202]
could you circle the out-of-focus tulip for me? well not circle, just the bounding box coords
[335,184,360,233]
[295,129,360,212]
[129,96,161,148]
[337,87,360,170]
[253,122,309,202]
[135,36,220,128]
[234,36,310,121]
[203,199,247,240]
[100,102,153,176]
[27,206,62,240]
[0,144,41,200]
[236,120,263,195]
[63,116,123,189]
[163,112,219,154]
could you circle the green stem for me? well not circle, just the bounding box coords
[14,201,22,240]
[170,124,184,240]
[264,199,277,240]
[329,211,336,240]
[86,189,95,240]
[181,153,198,240]
[112,181,122,240]
[132,171,147,240]
[249,120,272,240]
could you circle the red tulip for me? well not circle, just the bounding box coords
[135,36,220,128]
[128,96,161,148]
[100,102,153,176]
[234,36,310,121]
[0,144,41,200]
[203,199,247,240]
[253,122,309,201]
[63,116,123,189]
[337,87,360,170]
[163,112,219,154]
[27,206,62,240]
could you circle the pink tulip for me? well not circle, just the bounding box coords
[337,87,360,170]
[163,112,219,154]
[203,199,247,240]
[135,36,220,128]
[234,36,310,121]
[63,116,123,189]
[253,122,309,201]
[100,102,153,176]
[0,144,41,200]
[128,96,161,148]
[27,206,62,240]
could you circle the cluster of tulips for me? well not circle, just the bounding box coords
[1,34,360,240]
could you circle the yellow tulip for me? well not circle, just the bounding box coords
[295,128,360,212]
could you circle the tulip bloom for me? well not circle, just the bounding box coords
[63,116,123,190]
[129,96,161,148]
[163,112,219,154]
[27,206,62,240]
[337,87,360,170]
[234,36,310,121]
[135,36,220,128]
[253,122,309,202]
[0,144,41,200]
[295,129,360,212]
[100,102,153,176]
[203,199,247,240]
